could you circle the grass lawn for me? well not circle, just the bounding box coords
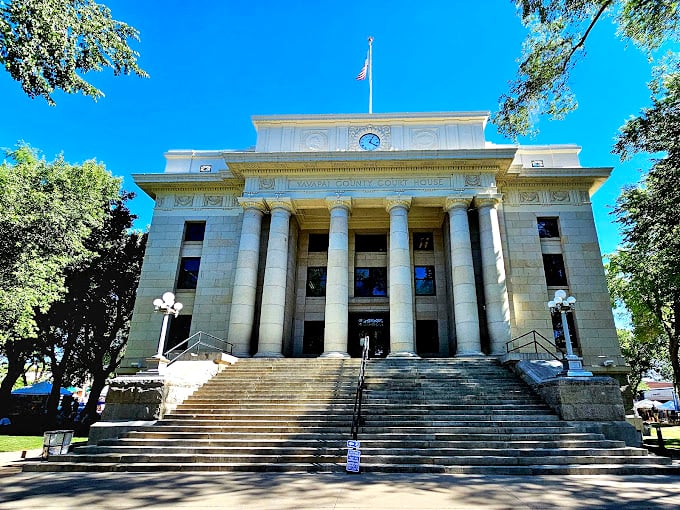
[0,435,87,453]
[643,425,680,449]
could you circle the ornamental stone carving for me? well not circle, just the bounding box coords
[174,195,194,207]
[444,196,473,211]
[266,197,295,213]
[301,130,329,151]
[464,174,482,187]
[237,197,267,212]
[473,195,502,209]
[385,196,412,212]
[203,195,224,207]
[259,178,275,190]
[411,129,438,149]
[550,191,570,203]
[326,196,352,212]
[519,191,540,203]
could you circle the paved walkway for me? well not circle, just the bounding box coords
[1,452,680,510]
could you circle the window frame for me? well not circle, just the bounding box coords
[306,267,327,297]
[177,257,201,290]
[537,217,560,239]
[542,254,568,287]
[414,265,436,296]
[354,267,387,297]
[184,221,206,242]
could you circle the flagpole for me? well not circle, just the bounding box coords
[368,36,373,114]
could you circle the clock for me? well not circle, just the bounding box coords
[359,132,381,151]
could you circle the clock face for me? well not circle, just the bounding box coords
[359,133,381,151]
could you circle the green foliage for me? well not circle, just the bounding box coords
[496,0,680,138]
[0,0,147,105]
[615,328,666,394]
[0,144,121,409]
[608,70,680,395]
[0,144,120,345]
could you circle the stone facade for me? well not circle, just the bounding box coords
[122,111,625,376]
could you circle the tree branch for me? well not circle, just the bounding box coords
[560,0,614,74]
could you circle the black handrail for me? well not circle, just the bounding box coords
[505,330,561,361]
[164,331,234,366]
[350,336,370,440]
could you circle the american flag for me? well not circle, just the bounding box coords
[356,58,368,80]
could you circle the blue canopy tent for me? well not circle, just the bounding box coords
[11,381,72,396]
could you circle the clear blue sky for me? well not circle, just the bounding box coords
[0,0,656,254]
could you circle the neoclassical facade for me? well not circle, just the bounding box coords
[122,111,624,375]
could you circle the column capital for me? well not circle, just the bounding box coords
[237,197,267,212]
[473,194,503,209]
[385,196,412,213]
[266,197,295,214]
[326,196,352,213]
[444,195,474,211]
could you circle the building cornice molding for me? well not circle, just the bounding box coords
[252,111,491,126]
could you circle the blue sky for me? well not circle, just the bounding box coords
[0,1,658,254]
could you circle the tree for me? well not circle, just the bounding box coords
[495,0,680,138]
[607,71,680,399]
[0,0,147,105]
[34,193,146,425]
[0,144,121,411]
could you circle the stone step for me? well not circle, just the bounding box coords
[166,412,560,421]
[99,438,629,449]
[23,461,680,475]
[72,445,653,459]
[157,418,566,428]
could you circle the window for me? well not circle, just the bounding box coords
[414,266,436,295]
[413,232,434,251]
[177,257,201,289]
[306,267,327,297]
[303,321,324,355]
[184,221,206,242]
[354,267,387,297]
[166,315,192,351]
[537,218,560,238]
[542,254,568,286]
[355,234,387,252]
[308,233,329,252]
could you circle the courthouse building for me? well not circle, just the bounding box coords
[121,111,625,374]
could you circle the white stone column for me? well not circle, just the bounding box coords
[475,195,511,354]
[227,199,266,357]
[386,197,418,358]
[255,199,293,357]
[445,196,482,355]
[321,198,351,358]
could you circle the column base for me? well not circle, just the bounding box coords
[145,356,169,374]
[253,352,284,358]
[455,351,485,357]
[319,351,350,359]
[387,351,420,359]
[562,355,593,377]
[231,352,252,358]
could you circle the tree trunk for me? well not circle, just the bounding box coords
[0,342,28,414]
[81,371,107,425]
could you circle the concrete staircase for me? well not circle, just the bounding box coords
[25,357,676,474]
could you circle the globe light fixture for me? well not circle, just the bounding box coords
[548,290,592,377]
[153,292,183,359]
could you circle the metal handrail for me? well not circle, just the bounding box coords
[350,336,370,440]
[164,331,234,366]
[505,330,561,361]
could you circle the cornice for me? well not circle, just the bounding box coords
[252,111,490,126]
[132,172,244,198]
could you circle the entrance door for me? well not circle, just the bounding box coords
[348,313,389,358]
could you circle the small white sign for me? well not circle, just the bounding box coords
[346,448,361,473]
[347,440,361,449]
[346,460,360,473]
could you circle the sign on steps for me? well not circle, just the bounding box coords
[346,440,361,473]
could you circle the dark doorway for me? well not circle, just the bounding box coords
[416,320,440,356]
[348,313,389,358]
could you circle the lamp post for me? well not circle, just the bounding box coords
[153,292,183,359]
[548,290,592,377]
